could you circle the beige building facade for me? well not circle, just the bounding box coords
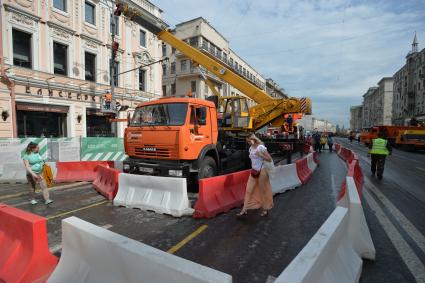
[0,0,163,138]
[350,105,362,132]
[266,78,287,99]
[392,35,425,125]
[361,78,393,129]
[162,17,267,107]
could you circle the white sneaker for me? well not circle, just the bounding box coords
[30,199,38,205]
[45,199,53,205]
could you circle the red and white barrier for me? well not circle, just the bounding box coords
[92,165,120,200]
[48,217,232,283]
[270,163,302,195]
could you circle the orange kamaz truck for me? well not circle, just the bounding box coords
[361,125,425,146]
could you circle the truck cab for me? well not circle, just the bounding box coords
[123,97,250,187]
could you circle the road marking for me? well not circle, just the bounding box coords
[50,224,113,253]
[46,200,108,221]
[363,189,425,282]
[0,182,91,201]
[364,178,425,253]
[416,167,425,172]
[167,225,208,254]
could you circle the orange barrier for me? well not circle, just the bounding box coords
[55,161,113,182]
[93,165,120,200]
[193,170,249,218]
[0,204,58,283]
[296,158,312,184]
[347,160,363,199]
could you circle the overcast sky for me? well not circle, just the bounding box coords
[151,0,425,127]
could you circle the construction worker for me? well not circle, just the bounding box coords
[103,92,112,110]
[368,132,392,180]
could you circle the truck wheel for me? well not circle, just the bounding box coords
[199,156,217,179]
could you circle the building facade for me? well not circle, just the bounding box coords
[162,17,267,107]
[0,0,163,138]
[361,78,393,129]
[392,35,425,125]
[301,115,336,133]
[350,105,362,132]
[266,78,287,99]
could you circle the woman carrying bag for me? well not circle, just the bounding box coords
[23,142,53,205]
[237,133,274,218]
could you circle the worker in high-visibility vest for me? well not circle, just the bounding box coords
[368,132,392,179]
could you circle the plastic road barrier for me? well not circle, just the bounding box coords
[347,160,364,199]
[47,217,232,283]
[313,152,320,165]
[114,173,193,217]
[275,207,362,283]
[0,162,28,184]
[0,204,58,283]
[339,176,375,260]
[193,170,249,218]
[296,157,312,185]
[55,161,113,183]
[269,163,302,195]
[92,165,120,200]
[306,153,318,172]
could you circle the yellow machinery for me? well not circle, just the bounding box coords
[115,1,311,132]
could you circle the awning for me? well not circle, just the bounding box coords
[16,102,68,113]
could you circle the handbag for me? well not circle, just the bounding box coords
[42,163,54,188]
[250,163,263,178]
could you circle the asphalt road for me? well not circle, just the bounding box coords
[1,144,423,282]
[335,137,425,283]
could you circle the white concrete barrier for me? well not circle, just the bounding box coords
[306,153,317,172]
[114,173,193,217]
[275,207,362,283]
[339,176,376,260]
[47,217,232,283]
[0,162,28,184]
[269,163,302,195]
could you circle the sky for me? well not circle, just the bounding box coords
[151,0,425,128]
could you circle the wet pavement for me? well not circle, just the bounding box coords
[1,145,423,282]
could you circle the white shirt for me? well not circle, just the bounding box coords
[249,144,267,171]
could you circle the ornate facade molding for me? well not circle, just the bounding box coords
[47,21,76,40]
[4,4,41,27]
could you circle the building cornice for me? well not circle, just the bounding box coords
[47,21,76,36]
[81,34,104,46]
[4,3,41,22]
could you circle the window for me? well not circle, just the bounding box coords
[110,15,119,35]
[53,42,68,75]
[162,64,167,75]
[223,53,227,62]
[191,81,196,92]
[162,44,166,56]
[180,60,187,71]
[140,30,146,47]
[53,0,66,12]
[109,60,119,86]
[204,83,208,94]
[172,47,176,54]
[162,85,166,96]
[189,37,198,47]
[139,69,146,91]
[230,58,233,66]
[85,2,95,25]
[171,83,176,95]
[191,107,207,125]
[171,62,176,74]
[85,52,96,82]
[13,29,32,68]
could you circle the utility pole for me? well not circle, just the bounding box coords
[110,7,116,113]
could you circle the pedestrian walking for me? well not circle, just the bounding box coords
[23,142,53,205]
[237,134,273,218]
[327,133,334,152]
[368,132,392,180]
[349,133,354,143]
[320,134,327,151]
[313,131,321,152]
[357,134,361,144]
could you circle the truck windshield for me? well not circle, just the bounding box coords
[130,103,188,126]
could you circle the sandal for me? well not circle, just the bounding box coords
[260,210,269,217]
[236,210,248,218]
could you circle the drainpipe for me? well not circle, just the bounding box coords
[0,6,17,137]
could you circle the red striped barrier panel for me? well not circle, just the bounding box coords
[338,147,351,162]
[336,179,347,205]
[347,160,363,199]
[193,170,249,218]
[55,161,113,183]
[296,157,312,185]
[93,165,120,200]
[0,204,58,283]
[313,152,320,165]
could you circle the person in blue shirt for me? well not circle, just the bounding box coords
[23,142,53,205]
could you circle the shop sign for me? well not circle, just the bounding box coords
[24,86,98,102]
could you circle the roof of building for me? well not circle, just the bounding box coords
[175,17,229,43]
[378,77,394,85]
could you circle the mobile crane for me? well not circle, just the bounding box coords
[116,2,312,186]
